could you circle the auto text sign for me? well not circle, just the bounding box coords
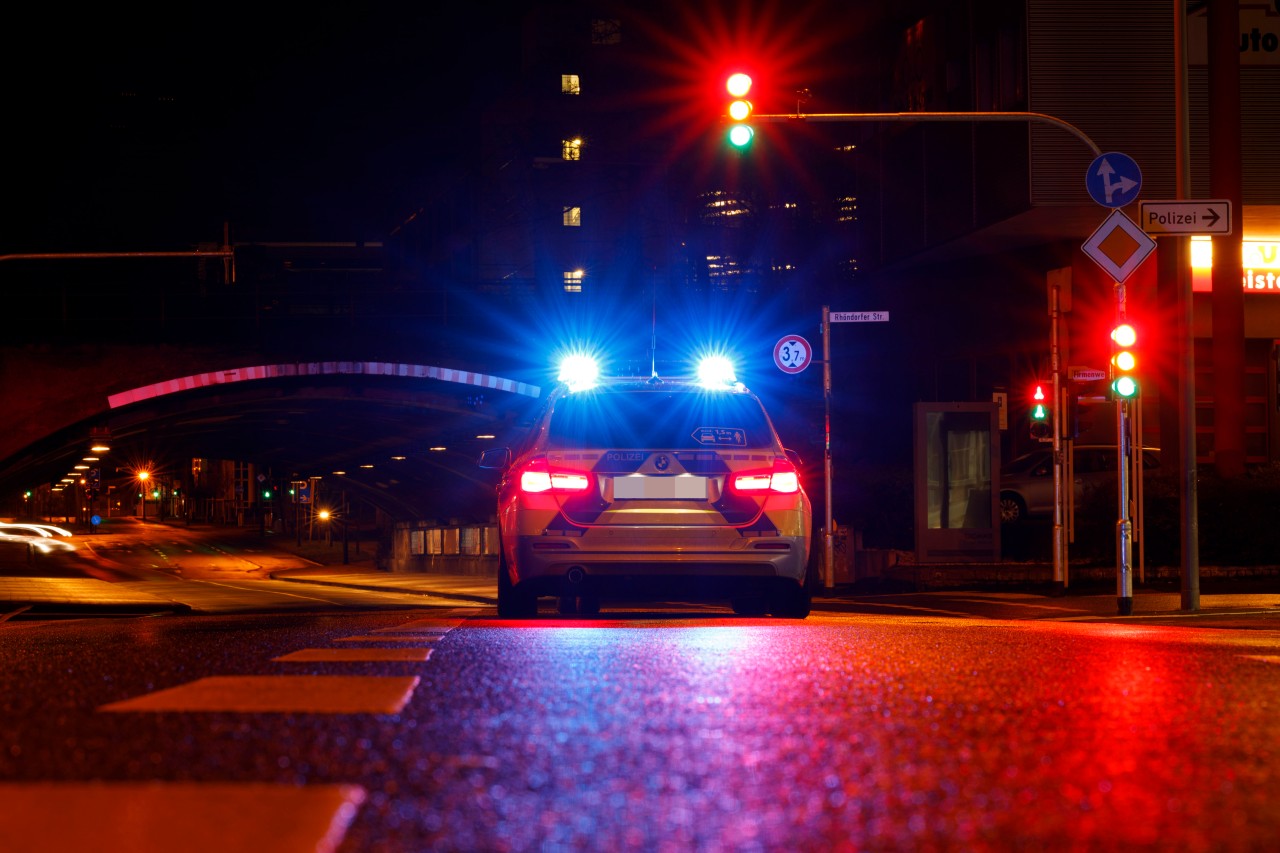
[774,335,813,374]
[829,311,889,323]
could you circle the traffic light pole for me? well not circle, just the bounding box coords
[1115,286,1135,616]
[1049,281,1067,593]
[822,307,834,591]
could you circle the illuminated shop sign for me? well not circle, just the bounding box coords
[1191,238,1280,292]
[1188,3,1280,66]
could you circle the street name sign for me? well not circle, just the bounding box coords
[1081,209,1157,283]
[774,335,813,374]
[1138,199,1232,236]
[1069,366,1107,382]
[830,311,889,323]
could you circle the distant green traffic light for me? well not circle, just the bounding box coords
[1029,383,1051,439]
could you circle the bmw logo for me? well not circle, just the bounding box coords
[655,454,670,471]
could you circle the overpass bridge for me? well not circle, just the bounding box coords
[0,343,545,524]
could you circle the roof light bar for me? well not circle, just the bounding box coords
[558,354,600,392]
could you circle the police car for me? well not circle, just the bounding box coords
[479,354,815,618]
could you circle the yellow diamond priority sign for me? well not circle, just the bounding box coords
[1081,209,1156,282]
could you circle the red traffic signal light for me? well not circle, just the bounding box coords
[1030,383,1052,439]
[1110,322,1138,399]
[725,73,754,148]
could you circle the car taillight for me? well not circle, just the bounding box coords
[518,458,592,494]
[731,459,800,494]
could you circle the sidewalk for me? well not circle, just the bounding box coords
[263,530,497,605]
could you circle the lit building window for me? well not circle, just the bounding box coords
[591,19,621,45]
[563,206,582,227]
[698,191,752,227]
[563,270,584,293]
[706,255,742,279]
[561,74,581,95]
[562,137,583,161]
[836,196,858,223]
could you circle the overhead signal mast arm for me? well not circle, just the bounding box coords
[749,110,1101,158]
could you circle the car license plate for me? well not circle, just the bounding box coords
[613,475,707,500]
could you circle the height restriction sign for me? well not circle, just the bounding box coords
[774,335,813,374]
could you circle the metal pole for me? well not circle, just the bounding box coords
[1050,279,1066,593]
[1174,0,1200,611]
[751,110,1101,158]
[1116,284,1134,615]
[822,306,835,591]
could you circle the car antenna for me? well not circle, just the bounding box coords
[647,287,663,384]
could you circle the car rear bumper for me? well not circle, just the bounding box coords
[511,533,809,595]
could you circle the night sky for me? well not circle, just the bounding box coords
[5,4,522,250]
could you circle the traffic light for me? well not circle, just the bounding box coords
[1110,322,1139,399]
[1030,383,1052,439]
[725,72,754,148]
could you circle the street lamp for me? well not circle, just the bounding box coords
[137,471,150,521]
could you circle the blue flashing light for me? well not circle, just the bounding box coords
[696,355,738,390]
[558,354,600,392]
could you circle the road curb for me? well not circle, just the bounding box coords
[271,573,497,605]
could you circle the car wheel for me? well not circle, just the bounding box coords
[497,550,537,619]
[999,493,1026,524]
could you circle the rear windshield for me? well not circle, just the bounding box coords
[545,389,778,451]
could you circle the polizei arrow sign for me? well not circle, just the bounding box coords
[1138,199,1232,236]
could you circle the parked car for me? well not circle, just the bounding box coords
[479,354,815,618]
[999,444,1160,524]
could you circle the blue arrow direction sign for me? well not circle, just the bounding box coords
[1085,152,1142,208]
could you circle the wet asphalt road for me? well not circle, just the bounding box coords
[4,601,1280,851]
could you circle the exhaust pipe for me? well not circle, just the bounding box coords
[565,566,587,586]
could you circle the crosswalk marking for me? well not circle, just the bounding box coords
[98,675,420,714]
[274,648,433,662]
[0,781,365,853]
[334,634,441,642]
[374,619,464,632]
